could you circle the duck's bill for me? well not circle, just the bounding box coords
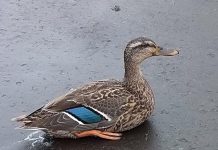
[157,48,179,56]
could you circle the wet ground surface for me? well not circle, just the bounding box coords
[1,0,218,149]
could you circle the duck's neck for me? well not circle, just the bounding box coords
[124,62,145,86]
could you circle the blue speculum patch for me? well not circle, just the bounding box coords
[65,106,103,124]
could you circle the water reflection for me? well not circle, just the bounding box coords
[12,121,158,150]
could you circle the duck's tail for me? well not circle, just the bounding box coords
[11,115,34,128]
[12,107,44,128]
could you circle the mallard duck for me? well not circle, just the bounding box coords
[13,37,179,140]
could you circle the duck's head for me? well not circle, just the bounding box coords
[124,37,179,64]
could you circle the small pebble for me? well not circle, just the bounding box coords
[112,5,121,12]
[20,63,27,66]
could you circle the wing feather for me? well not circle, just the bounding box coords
[21,80,132,133]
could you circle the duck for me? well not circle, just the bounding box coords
[13,37,179,140]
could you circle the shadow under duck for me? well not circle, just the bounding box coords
[13,37,179,140]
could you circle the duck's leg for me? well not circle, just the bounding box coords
[74,130,122,140]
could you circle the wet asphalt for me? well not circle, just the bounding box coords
[0,0,218,150]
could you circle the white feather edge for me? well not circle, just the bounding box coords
[65,100,112,122]
[16,126,47,130]
[63,112,85,125]
[88,106,112,122]
[129,42,142,48]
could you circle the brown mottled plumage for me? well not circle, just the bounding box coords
[13,37,179,140]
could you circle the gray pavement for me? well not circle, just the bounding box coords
[0,0,218,149]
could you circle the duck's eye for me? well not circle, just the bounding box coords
[148,44,156,48]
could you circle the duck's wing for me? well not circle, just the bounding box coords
[17,80,133,133]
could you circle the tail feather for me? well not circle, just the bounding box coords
[11,115,28,122]
[12,107,44,123]
[12,107,55,129]
[11,114,34,127]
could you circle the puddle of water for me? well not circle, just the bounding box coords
[2,131,53,150]
[22,131,53,148]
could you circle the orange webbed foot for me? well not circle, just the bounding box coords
[75,130,122,140]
